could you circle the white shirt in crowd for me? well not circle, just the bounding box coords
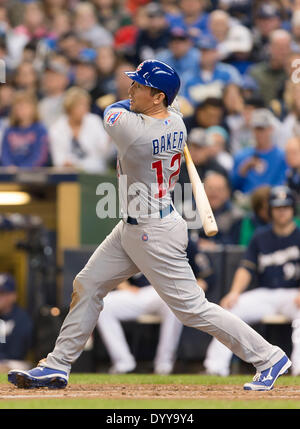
[49,113,110,174]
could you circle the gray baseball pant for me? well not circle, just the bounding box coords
[43,210,284,375]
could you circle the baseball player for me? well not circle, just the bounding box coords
[204,186,300,377]
[8,60,290,391]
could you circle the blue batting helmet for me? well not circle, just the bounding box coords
[124,60,181,106]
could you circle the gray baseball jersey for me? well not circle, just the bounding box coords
[103,106,186,217]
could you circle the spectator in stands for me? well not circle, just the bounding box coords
[0,81,15,131]
[231,108,288,193]
[0,273,33,372]
[92,0,132,35]
[226,94,283,154]
[95,46,118,98]
[73,54,104,107]
[222,82,244,117]
[14,2,49,42]
[248,29,292,109]
[43,0,69,20]
[251,3,283,63]
[285,137,300,198]
[48,86,110,173]
[160,0,180,16]
[240,75,259,99]
[73,2,113,49]
[38,59,70,128]
[216,0,252,27]
[57,32,84,63]
[19,40,37,66]
[219,25,254,75]
[205,125,233,172]
[113,4,149,62]
[238,185,271,247]
[13,61,39,96]
[166,0,210,42]
[156,27,199,96]
[185,96,225,133]
[50,9,72,41]
[95,60,136,117]
[184,34,242,106]
[204,185,300,376]
[134,2,171,64]
[97,238,214,374]
[209,10,254,74]
[178,128,228,221]
[195,171,244,248]
[208,9,231,52]
[1,91,49,169]
[179,127,228,188]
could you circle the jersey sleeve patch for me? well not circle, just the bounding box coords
[105,111,123,126]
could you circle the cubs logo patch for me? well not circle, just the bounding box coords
[142,233,148,242]
[106,111,123,126]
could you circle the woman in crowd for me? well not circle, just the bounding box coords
[0,91,49,168]
[48,86,110,173]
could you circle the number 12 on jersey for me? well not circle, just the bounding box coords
[152,153,181,199]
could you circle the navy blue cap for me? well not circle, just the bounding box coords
[0,274,15,293]
[197,35,218,50]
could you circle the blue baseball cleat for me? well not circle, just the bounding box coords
[8,366,68,389]
[243,355,291,391]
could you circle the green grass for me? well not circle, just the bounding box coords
[1,373,300,409]
[1,398,300,409]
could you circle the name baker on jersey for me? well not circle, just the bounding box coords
[152,131,184,155]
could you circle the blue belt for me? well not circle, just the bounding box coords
[127,205,174,225]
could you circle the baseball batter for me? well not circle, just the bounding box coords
[8,60,290,391]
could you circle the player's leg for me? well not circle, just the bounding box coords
[204,288,276,376]
[8,221,139,387]
[122,212,286,379]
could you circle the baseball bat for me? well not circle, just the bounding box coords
[183,145,218,237]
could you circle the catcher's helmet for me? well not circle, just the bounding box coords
[268,185,296,214]
[124,60,180,106]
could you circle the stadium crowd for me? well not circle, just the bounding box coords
[1,0,300,374]
[0,0,299,203]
